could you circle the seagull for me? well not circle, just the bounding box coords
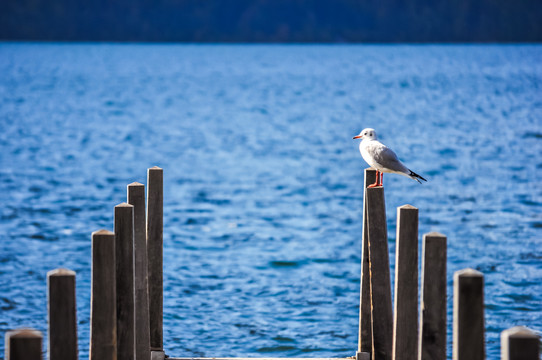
[353,128,427,187]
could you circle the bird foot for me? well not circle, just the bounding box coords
[367,171,383,188]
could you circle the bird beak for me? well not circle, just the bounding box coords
[353,135,362,139]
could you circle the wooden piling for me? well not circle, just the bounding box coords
[357,168,377,359]
[5,328,43,360]
[418,232,447,360]
[47,268,78,360]
[147,166,164,356]
[128,182,151,360]
[392,205,419,360]
[366,186,393,360]
[453,268,485,360]
[90,229,117,360]
[501,326,540,360]
[115,202,135,360]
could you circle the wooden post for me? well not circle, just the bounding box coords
[47,268,78,360]
[147,166,164,359]
[128,182,151,360]
[90,230,117,360]
[501,326,540,360]
[115,202,135,360]
[453,268,485,360]
[393,205,419,360]
[357,168,376,360]
[366,186,393,360]
[5,328,42,360]
[418,232,447,360]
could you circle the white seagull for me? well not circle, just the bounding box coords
[353,128,427,187]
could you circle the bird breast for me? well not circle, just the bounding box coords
[359,141,380,168]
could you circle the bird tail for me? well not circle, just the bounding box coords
[409,170,427,184]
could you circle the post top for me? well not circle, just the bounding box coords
[501,326,539,338]
[115,202,134,208]
[424,231,446,238]
[47,268,76,277]
[128,181,144,187]
[92,229,114,236]
[6,328,42,338]
[398,204,418,210]
[149,166,163,170]
[454,267,483,278]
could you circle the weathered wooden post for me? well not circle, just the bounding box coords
[366,185,393,360]
[453,268,485,360]
[115,202,135,360]
[128,182,151,360]
[5,328,43,360]
[90,229,117,360]
[501,326,540,360]
[147,166,164,360]
[418,232,447,360]
[392,205,419,360]
[47,268,78,360]
[357,168,376,360]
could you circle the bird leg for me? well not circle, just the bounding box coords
[368,171,382,188]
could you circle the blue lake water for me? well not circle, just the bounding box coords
[0,43,541,359]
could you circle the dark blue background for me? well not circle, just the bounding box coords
[2,0,542,42]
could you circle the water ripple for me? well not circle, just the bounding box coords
[1,43,541,359]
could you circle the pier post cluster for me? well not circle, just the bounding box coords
[5,166,164,360]
[93,166,165,360]
[355,168,539,360]
[4,166,540,360]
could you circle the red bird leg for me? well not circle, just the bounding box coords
[380,172,384,186]
[368,170,380,188]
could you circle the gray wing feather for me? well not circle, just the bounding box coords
[372,146,409,173]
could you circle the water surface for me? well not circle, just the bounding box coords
[0,43,541,358]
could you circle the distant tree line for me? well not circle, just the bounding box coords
[1,0,541,42]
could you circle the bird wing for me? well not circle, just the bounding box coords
[370,143,409,173]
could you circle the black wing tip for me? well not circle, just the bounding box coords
[410,170,427,183]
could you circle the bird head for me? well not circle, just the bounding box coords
[353,128,377,140]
